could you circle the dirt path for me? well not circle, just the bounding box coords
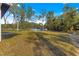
[32,33,54,56]
[34,32,66,56]
[69,32,79,48]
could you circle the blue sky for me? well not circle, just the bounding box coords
[1,3,79,24]
[22,3,79,15]
[23,3,64,16]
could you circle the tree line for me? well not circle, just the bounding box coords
[45,4,79,32]
[2,3,79,32]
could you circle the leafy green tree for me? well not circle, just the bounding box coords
[62,4,78,32]
[3,11,10,30]
[26,6,35,20]
[9,4,19,24]
[45,11,55,30]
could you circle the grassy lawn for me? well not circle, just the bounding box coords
[0,30,79,56]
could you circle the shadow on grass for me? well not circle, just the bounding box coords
[57,35,72,44]
[25,36,43,56]
[1,32,19,39]
[40,32,72,44]
[34,32,66,56]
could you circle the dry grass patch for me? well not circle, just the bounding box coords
[41,31,79,56]
[0,30,79,56]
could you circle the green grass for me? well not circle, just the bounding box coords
[0,30,79,56]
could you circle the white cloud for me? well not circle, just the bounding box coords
[0,18,4,24]
[76,8,79,10]
[33,9,36,11]
[60,12,63,15]
[28,19,46,25]
[17,4,20,7]
[0,14,14,24]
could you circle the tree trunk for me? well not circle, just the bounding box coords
[4,16,7,31]
[12,15,16,30]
